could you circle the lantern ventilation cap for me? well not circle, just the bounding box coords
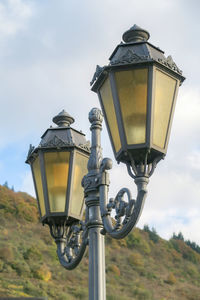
[122,24,150,43]
[53,110,75,127]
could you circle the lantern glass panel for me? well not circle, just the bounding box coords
[115,68,148,145]
[153,69,177,149]
[99,77,121,153]
[32,156,46,217]
[69,152,88,218]
[44,151,70,213]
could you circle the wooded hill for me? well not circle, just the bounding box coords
[0,185,200,300]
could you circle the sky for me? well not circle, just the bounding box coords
[0,0,200,244]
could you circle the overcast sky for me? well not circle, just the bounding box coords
[0,0,200,244]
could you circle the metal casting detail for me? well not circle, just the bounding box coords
[158,55,182,75]
[99,159,149,239]
[87,108,103,172]
[122,24,150,43]
[40,135,74,148]
[110,49,151,66]
[126,152,164,179]
[98,152,162,239]
[88,107,103,125]
[106,188,135,230]
[49,217,88,270]
[78,141,91,152]
[90,65,105,86]
[87,146,103,172]
[27,144,35,161]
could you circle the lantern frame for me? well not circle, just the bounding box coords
[91,25,185,164]
[26,110,90,226]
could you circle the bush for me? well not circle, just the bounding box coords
[0,246,13,262]
[32,264,51,282]
[11,260,30,276]
[183,250,198,264]
[171,249,182,262]
[166,273,176,285]
[23,280,47,297]
[128,252,144,267]
[126,231,142,248]
[170,239,180,253]
[126,230,151,254]
[72,287,88,299]
[0,259,4,271]
[23,246,42,261]
[108,264,120,276]
[132,287,153,299]
[186,265,199,278]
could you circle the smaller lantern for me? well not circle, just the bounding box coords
[91,25,185,164]
[26,110,90,226]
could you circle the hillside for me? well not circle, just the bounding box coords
[0,185,200,300]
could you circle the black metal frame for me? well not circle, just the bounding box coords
[96,61,180,164]
[31,147,89,225]
[26,110,90,227]
[67,150,89,220]
[150,66,180,152]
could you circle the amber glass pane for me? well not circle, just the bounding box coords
[100,77,121,153]
[32,156,45,217]
[153,70,177,149]
[115,68,148,145]
[69,152,88,218]
[44,151,70,213]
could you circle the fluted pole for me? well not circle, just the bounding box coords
[83,108,106,300]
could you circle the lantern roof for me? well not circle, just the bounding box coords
[26,110,90,164]
[91,24,185,92]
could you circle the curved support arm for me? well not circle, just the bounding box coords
[49,208,89,270]
[100,176,148,239]
[56,226,88,270]
[99,155,161,239]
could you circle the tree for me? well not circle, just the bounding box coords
[3,181,9,189]
[172,232,184,241]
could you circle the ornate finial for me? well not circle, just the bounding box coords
[122,24,150,43]
[89,108,103,124]
[90,65,105,86]
[53,110,75,127]
[26,144,35,162]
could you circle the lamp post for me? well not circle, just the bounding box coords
[26,25,185,300]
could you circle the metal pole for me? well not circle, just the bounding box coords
[85,108,106,300]
[88,204,106,300]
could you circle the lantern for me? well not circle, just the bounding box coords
[91,25,185,164]
[26,110,90,225]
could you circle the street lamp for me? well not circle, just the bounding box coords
[91,24,184,165]
[26,25,185,300]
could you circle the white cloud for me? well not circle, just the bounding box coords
[20,170,35,196]
[0,0,33,37]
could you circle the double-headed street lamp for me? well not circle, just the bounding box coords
[26,25,185,300]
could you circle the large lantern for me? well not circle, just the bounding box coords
[26,110,90,226]
[91,25,185,164]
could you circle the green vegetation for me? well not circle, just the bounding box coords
[0,185,200,299]
[172,231,200,254]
